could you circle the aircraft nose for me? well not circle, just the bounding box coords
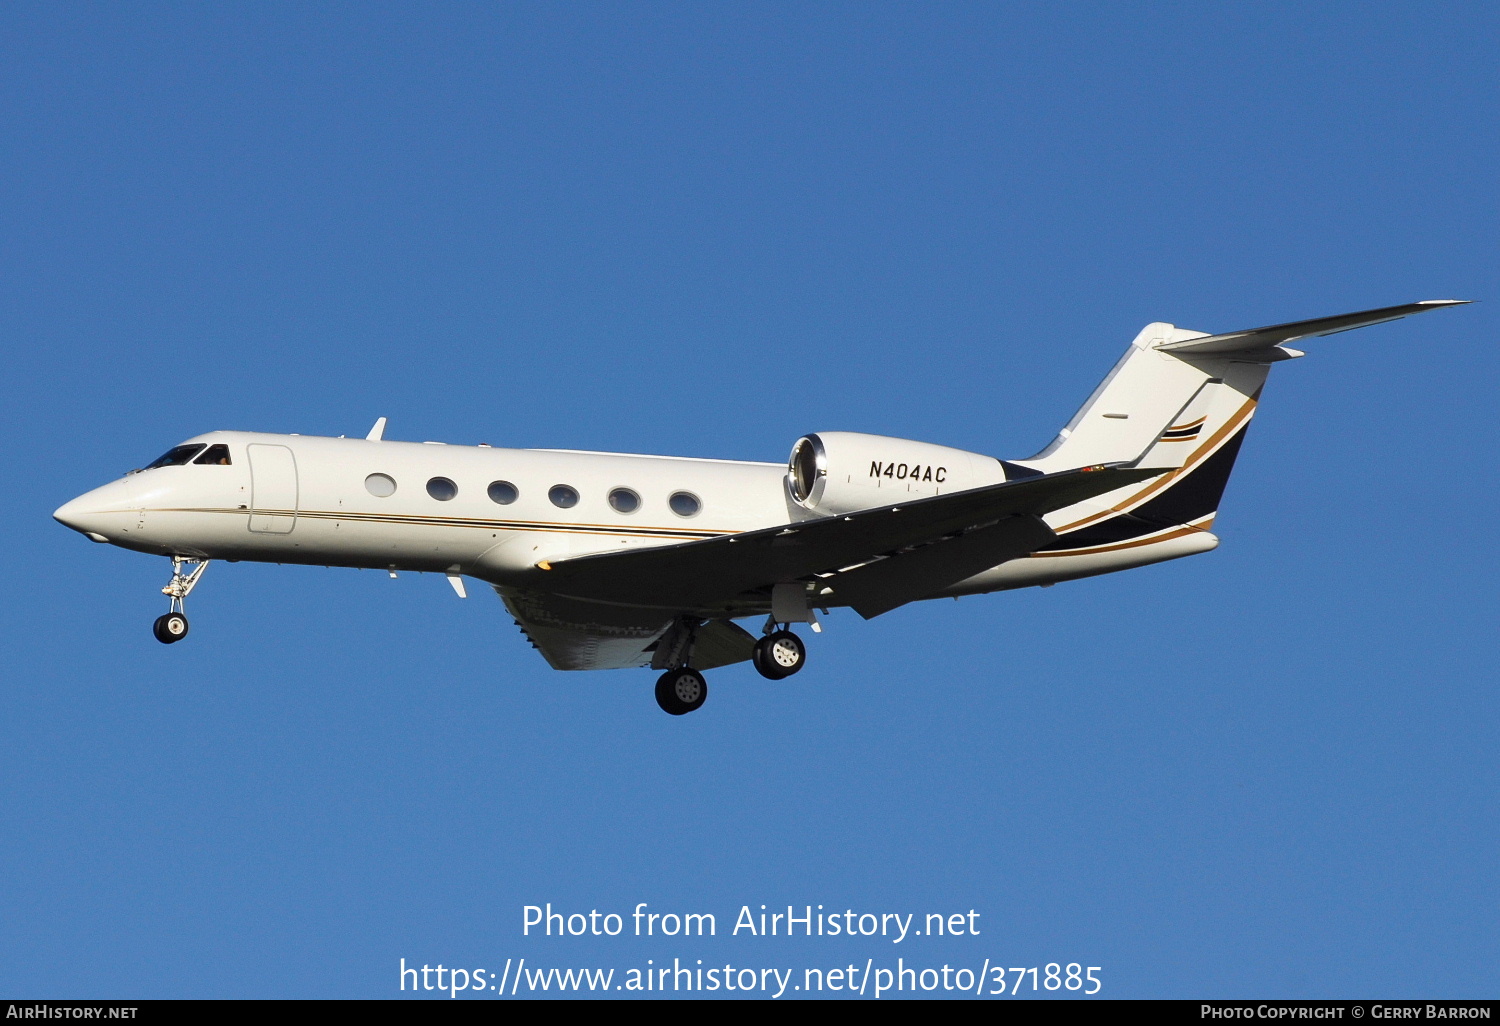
[53,495,111,542]
[54,478,138,543]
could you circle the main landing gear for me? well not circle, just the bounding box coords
[153,556,208,645]
[649,618,810,715]
[655,667,708,716]
[752,627,806,680]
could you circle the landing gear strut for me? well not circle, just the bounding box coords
[752,627,806,680]
[154,556,207,645]
[655,667,708,715]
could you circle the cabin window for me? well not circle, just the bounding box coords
[145,444,206,469]
[426,477,458,501]
[487,480,519,505]
[365,473,397,497]
[608,487,640,514]
[668,491,701,517]
[548,484,579,509]
[194,444,232,466]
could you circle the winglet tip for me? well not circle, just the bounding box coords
[1419,298,1472,306]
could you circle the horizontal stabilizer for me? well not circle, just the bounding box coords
[1157,300,1469,356]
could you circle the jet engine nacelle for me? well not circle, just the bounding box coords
[786,431,1005,515]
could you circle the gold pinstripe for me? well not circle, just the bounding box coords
[1029,515,1216,558]
[154,507,729,541]
[1166,415,1208,431]
[1052,397,1256,534]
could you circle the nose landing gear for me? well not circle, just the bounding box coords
[152,611,189,643]
[154,556,208,645]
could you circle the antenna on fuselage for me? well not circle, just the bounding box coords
[366,417,387,441]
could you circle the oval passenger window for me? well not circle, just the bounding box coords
[668,491,701,517]
[608,488,640,514]
[488,480,519,505]
[365,473,397,497]
[549,485,579,509]
[426,477,458,501]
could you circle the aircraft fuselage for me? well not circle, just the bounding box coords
[54,429,1213,615]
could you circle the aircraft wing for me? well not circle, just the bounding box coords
[526,464,1164,617]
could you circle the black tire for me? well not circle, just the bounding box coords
[153,612,189,644]
[752,636,789,680]
[762,630,805,677]
[654,668,708,715]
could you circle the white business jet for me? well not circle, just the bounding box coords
[55,300,1466,714]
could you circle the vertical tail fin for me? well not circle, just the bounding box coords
[1015,338,1270,546]
[1011,321,1271,475]
[1012,301,1466,548]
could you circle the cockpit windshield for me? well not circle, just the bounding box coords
[144,444,206,470]
[194,444,232,465]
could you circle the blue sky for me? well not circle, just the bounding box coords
[2,1,1495,999]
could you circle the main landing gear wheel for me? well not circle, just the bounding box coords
[752,630,806,680]
[655,668,708,716]
[153,612,189,644]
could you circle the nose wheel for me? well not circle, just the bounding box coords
[655,668,708,715]
[153,612,189,644]
[752,629,806,680]
[154,556,208,645]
